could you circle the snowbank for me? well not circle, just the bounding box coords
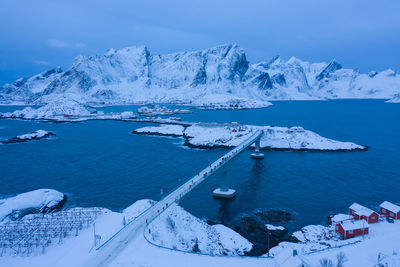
[1,130,54,144]
[145,204,252,256]
[134,123,366,151]
[0,189,65,222]
[123,199,156,222]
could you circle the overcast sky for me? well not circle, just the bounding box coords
[1,0,399,84]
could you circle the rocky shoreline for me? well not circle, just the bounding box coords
[208,209,296,256]
[0,130,55,144]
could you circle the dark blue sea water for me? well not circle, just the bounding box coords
[0,100,399,232]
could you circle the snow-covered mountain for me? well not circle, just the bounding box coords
[1,43,399,105]
[386,93,400,103]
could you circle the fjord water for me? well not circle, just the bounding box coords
[0,100,399,231]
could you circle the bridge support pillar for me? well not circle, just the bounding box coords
[251,139,264,159]
[213,188,236,199]
[213,171,236,199]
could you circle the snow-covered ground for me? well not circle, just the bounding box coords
[145,204,252,256]
[0,98,136,121]
[192,96,272,110]
[0,197,156,267]
[134,124,185,137]
[270,221,400,266]
[0,190,261,267]
[2,189,400,266]
[133,123,366,151]
[0,98,94,119]
[0,189,65,222]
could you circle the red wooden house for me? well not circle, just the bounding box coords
[335,220,369,239]
[379,201,400,219]
[349,203,379,223]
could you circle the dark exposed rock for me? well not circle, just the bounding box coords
[0,131,55,144]
[254,72,273,90]
[316,60,342,81]
[271,73,286,86]
[225,210,296,256]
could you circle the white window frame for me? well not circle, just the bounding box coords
[348,230,354,234]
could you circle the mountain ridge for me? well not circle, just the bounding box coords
[1,43,399,105]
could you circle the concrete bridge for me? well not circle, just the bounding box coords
[86,130,264,267]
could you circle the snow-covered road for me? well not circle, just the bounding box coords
[85,130,264,267]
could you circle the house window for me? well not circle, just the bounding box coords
[382,208,386,213]
[349,230,353,234]
[390,212,394,217]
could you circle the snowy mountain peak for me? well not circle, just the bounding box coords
[1,44,400,105]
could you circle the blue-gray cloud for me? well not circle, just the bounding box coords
[46,39,69,48]
[0,0,399,85]
[33,60,50,66]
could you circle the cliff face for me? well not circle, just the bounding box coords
[1,43,399,105]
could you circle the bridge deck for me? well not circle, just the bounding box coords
[87,130,264,267]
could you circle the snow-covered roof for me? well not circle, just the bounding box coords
[331,213,354,224]
[349,203,377,217]
[274,247,311,267]
[340,220,369,231]
[380,201,400,213]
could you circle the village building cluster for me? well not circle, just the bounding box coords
[334,201,400,239]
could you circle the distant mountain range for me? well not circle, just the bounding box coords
[1,43,399,105]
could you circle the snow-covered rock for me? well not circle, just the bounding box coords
[269,224,356,256]
[0,189,65,222]
[0,98,94,119]
[133,124,185,137]
[135,123,366,151]
[1,130,55,144]
[266,224,285,231]
[145,204,252,256]
[2,44,399,106]
[386,93,400,103]
[185,124,366,150]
